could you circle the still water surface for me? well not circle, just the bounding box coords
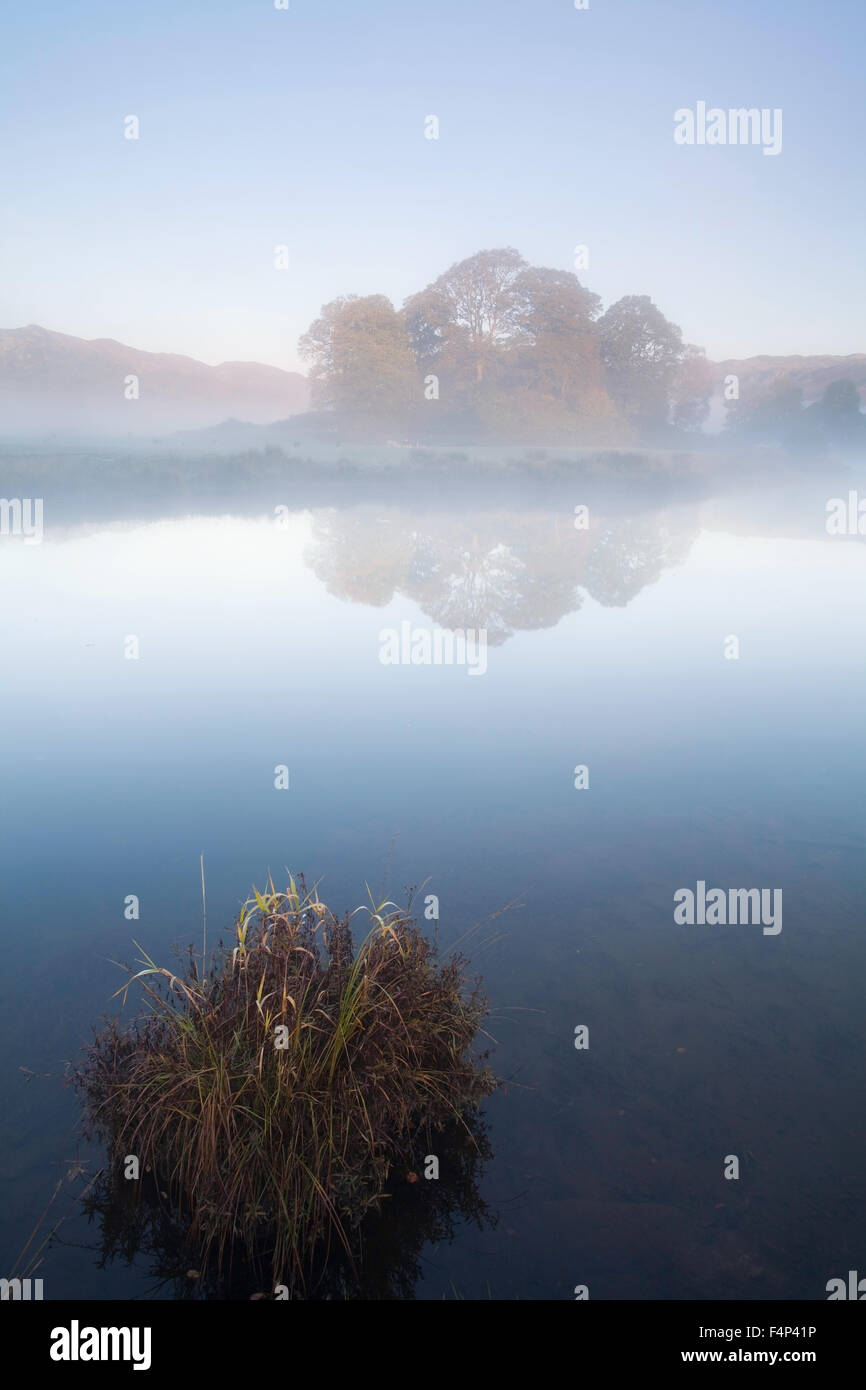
[1,477,864,1298]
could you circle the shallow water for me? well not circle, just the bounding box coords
[1,469,865,1299]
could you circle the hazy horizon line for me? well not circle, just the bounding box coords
[4,319,866,379]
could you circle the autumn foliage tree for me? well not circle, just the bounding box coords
[597,295,686,432]
[671,345,715,431]
[299,294,416,438]
[299,252,704,443]
[505,266,616,433]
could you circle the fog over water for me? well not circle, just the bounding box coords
[2,471,864,1298]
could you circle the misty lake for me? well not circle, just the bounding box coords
[2,469,865,1299]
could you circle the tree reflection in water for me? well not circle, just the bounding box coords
[305,506,699,643]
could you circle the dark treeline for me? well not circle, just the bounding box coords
[725,375,866,451]
[298,248,714,445]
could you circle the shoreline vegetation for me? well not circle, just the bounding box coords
[0,437,851,493]
[74,878,496,1296]
[2,438,859,535]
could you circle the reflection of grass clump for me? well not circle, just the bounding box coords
[82,1114,494,1300]
[75,878,496,1290]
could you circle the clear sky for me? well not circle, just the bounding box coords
[1,0,863,371]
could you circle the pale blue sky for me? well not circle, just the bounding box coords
[1,0,863,370]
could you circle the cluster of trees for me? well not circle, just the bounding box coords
[726,376,865,450]
[298,249,713,444]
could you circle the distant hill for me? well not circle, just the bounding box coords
[710,353,866,405]
[0,325,309,436]
[2,327,862,442]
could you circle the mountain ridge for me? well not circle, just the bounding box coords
[0,324,310,434]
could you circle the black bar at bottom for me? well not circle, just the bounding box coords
[5,1299,861,1376]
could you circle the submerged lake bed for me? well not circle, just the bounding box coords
[1,465,865,1299]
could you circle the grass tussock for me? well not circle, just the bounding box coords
[75,877,495,1290]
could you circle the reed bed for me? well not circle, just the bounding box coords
[75,877,495,1290]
